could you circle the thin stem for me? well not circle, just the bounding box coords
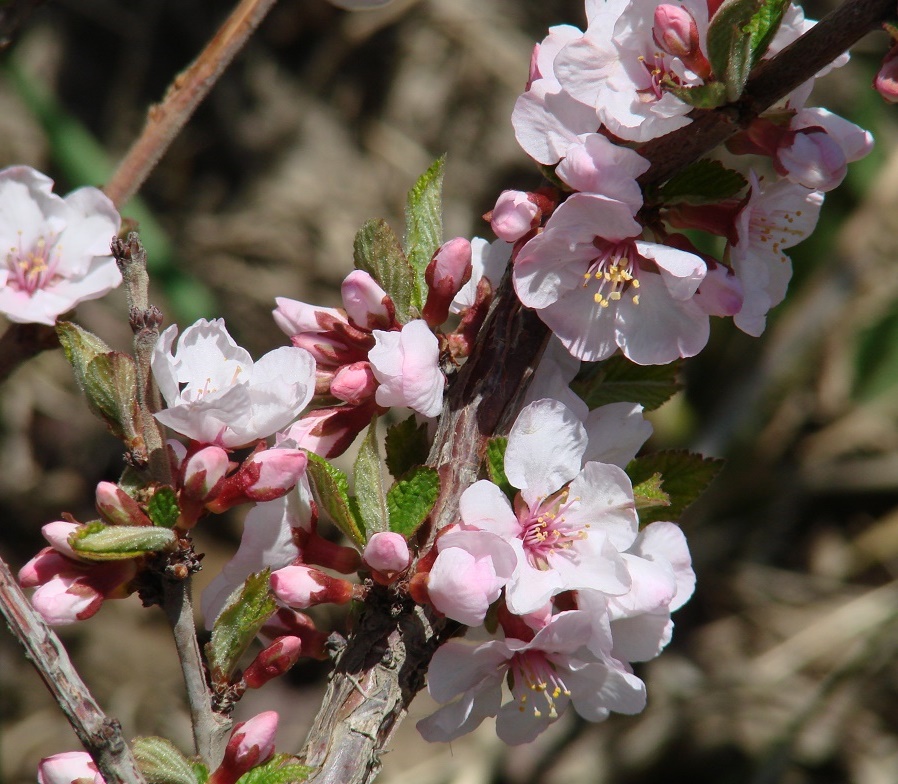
[103,0,279,209]
[0,554,146,784]
[161,577,232,766]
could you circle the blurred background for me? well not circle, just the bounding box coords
[1,0,897,782]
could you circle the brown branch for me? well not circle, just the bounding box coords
[297,0,893,781]
[161,577,232,766]
[0,554,146,784]
[103,0,278,209]
[638,0,895,187]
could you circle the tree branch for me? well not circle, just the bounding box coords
[297,0,893,781]
[103,0,278,209]
[0,554,146,784]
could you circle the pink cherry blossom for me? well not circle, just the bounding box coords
[513,193,708,364]
[553,0,710,142]
[341,270,394,330]
[427,528,517,626]
[369,320,444,417]
[0,166,121,325]
[555,133,649,211]
[270,564,353,609]
[457,399,639,615]
[730,173,823,336]
[511,25,599,165]
[152,318,315,448]
[417,611,645,745]
[38,751,104,784]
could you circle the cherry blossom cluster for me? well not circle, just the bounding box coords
[501,0,872,363]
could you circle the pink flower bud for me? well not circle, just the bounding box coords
[341,270,395,330]
[874,44,898,103]
[181,445,231,502]
[279,402,377,459]
[270,564,354,609]
[19,548,72,587]
[423,237,473,326]
[273,296,347,337]
[209,712,279,784]
[95,481,151,527]
[776,128,847,191]
[38,751,103,784]
[260,608,329,660]
[294,527,363,574]
[208,448,307,511]
[363,532,411,579]
[291,332,360,368]
[32,574,105,626]
[693,264,744,317]
[243,635,303,689]
[330,361,378,405]
[489,191,540,242]
[653,4,711,79]
[41,522,82,559]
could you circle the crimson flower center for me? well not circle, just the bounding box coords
[6,233,62,295]
[517,488,587,570]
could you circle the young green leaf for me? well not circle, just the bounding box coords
[354,418,388,537]
[747,0,791,65]
[486,437,515,502]
[404,156,445,307]
[305,453,365,547]
[384,414,430,478]
[626,450,724,525]
[132,737,199,784]
[206,570,277,687]
[234,755,312,784]
[147,486,180,528]
[706,0,763,100]
[57,322,142,444]
[353,218,417,323]
[572,356,682,412]
[70,522,176,560]
[387,466,440,538]
[655,159,748,205]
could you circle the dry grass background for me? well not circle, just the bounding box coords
[1,1,898,782]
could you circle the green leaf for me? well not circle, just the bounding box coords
[206,570,277,687]
[404,156,445,308]
[664,81,728,108]
[706,0,763,100]
[486,437,515,501]
[353,219,417,324]
[305,453,365,547]
[626,451,724,525]
[631,472,672,524]
[572,356,682,412]
[191,764,209,784]
[57,322,142,443]
[747,0,791,65]
[656,159,748,205]
[148,487,180,528]
[234,755,312,784]
[85,351,142,442]
[354,418,388,538]
[385,415,430,478]
[132,737,199,784]
[71,522,176,560]
[387,466,440,538]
